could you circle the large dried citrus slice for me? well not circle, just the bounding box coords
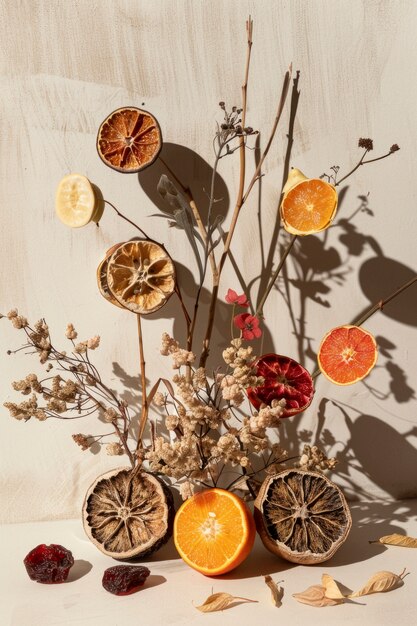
[247,354,314,417]
[83,468,174,559]
[97,107,162,173]
[254,469,352,564]
[55,173,102,227]
[107,240,176,314]
[173,488,256,576]
[318,325,378,385]
[97,243,125,309]
[280,168,337,236]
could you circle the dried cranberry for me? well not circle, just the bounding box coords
[23,544,74,583]
[102,565,150,595]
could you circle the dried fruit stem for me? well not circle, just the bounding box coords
[256,234,297,316]
[104,200,150,239]
[312,275,417,379]
[199,43,291,367]
[136,314,148,451]
[336,147,398,187]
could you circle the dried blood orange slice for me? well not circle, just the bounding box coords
[83,468,174,559]
[107,240,176,314]
[280,168,337,236]
[247,354,314,417]
[318,325,378,385]
[173,488,256,576]
[97,243,125,309]
[97,107,162,173]
[55,173,102,227]
[254,469,352,564]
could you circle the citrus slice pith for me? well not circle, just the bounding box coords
[318,325,378,385]
[55,173,101,227]
[107,240,176,314]
[254,469,352,565]
[247,354,314,417]
[280,175,337,236]
[83,468,174,560]
[97,243,125,309]
[173,488,256,576]
[97,107,162,173]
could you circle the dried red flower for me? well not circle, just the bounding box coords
[225,289,250,307]
[234,313,262,340]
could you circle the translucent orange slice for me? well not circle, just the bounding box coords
[281,174,337,236]
[174,488,256,576]
[318,325,378,385]
[97,107,162,173]
[107,240,176,314]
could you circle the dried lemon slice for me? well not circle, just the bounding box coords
[83,468,174,559]
[55,173,101,227]
[107,240,176,314]
[254,469,351,564]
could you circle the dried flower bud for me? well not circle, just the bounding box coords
[65,323,78,340]
[153,392,166,407]
[7,309,18,320]
[87,335,100,350]
[358,137,373,151]
[72,434,90,450]
[106,442,124,456]
[103,407,118,423]
[390,143,400,153]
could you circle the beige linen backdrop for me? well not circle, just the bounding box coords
[1,0,416,523]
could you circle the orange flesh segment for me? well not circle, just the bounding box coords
[174,489,254,575]
[281,179,337,234]
[318,326,377,385]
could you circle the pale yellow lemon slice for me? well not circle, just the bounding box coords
[55,173,100,227]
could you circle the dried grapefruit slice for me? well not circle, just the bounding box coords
[107,240,176,314]
[254,469,352,564]
[247,354,314,417]
[97,243,125,309]
[318,324,378,385]
[173,488,256,576]
[55,173,102,227]
[97,107,162,173]
[280,168,337,236]
[83,468,174,559]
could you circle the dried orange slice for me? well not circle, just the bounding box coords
[97,243,125,309]
[107,240,176,314]
[83,468,174,559]
[173,488,256,576]
[55,173,102,227]
[280,168,337,235]
[318,325,378,385]
[97,107,162,173]
[254,469,352,564]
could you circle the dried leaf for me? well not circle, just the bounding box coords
[195,592,257,613]
[350,569,408,598]
[264,575,284,607]
[293,585,344,607]
[321,574,348,599]
[370,533,417,548]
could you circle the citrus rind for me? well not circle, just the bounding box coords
[280,178,338,236]
[97,107,162,173]
[317,324,378,386]
[55,173,97,228]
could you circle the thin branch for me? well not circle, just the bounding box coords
[104,200,150,239]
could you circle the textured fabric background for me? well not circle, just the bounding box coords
[1,0,416,523]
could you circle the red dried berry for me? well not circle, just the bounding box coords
[23,544,74,584]
[102,565,150,596]
[247,353,314,417]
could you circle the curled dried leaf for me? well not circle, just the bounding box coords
[322,573,348,599]
[293,585,344,607]
[350,569,408,598]
[370,533,417,548]
[264,575,284,607]
[195,592,257,613]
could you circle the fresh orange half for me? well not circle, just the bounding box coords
[97,107,162,173]
[318,325,378,385]
[280,172,337,236]
[173,488,256,576]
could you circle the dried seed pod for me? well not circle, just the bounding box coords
[83,468,174,560]
[254,469,351,565]
[106,240,176,314]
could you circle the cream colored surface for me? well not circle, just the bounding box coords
[1,0,416,523]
